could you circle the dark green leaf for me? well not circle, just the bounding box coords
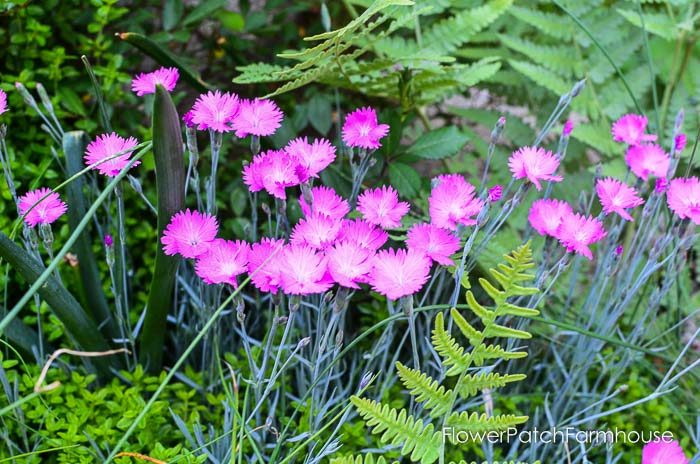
[63,131,117,341]
[182,0,227,26]
[163,0,184,31]
[57,88,86,116]
[117,32,212,92]
[219,11,245,32]
[139,86,186,372]
[407,127,470,159]
[307,94,333,135]
[389,162,421,197]
[0,233,115,375]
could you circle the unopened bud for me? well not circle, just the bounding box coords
[487,185,502,202]
[335,329,344,347]
[297,337,311,348]
[674,133,687,153]
[35,83,54,112]
[359,371,373,390]
[562,120,574,137]
[674,109,684,132]
[570,79,586,97]
[490,116,506,143]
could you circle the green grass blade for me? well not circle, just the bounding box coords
[63,131,117,340]
[80,56,113,132]
[116,32,212,92]
[139,85,186,372]
[0,233,115,374]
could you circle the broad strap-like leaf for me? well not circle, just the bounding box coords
[117,32,211,92]
[0,233,114,374]
[139,85,186,372]
[63,131,116,340]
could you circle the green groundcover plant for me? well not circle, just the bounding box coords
[0,1,698,463]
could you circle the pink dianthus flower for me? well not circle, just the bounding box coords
[357,186,409,229]
[667,177,700,224]
[243,150,302,199]
[190,90,240,132]
[131,67,179,96]
[195,239,249,287]
[285,137,336,179]
[369,248,431,300]
[17,188,67,228]
[0,89,7,115]
[232,98,283,138]
[611,114,657,145]
[641,440,688,464]
[556,212,606,260]
[248,238,285,293]
[528,199,573,237]
[595,177,644,221]
[299,186,349,219]
[84,132,140,177]
[406,223,461,266]
[342,107,389,150]
[625,144,670,181]
[291,214,342,250]
[326,241,374,289]
[161,209,218,258]
[429,174,484,231]
[337,218,388,251]
[278,245,333,295]
[508,146,563,190]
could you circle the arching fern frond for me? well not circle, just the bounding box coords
[345,244,540,463]
[330,454,398,464]
[396,362,452,417]
[350,397,442,464]
[445,411,528,434]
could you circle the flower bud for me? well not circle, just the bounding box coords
[487,185,502,203]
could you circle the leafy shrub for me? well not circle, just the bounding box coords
[0,356,218,463]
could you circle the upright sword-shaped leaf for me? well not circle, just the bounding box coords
[139,85,186,372]
[0,233,115,375]
[63,131,117,340]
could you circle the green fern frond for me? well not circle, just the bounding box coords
[470,342,527,368]
[233,63,291,84]
[432,311,471,375]
[396,362,452,417]
[451,306,482,346]
[330,454,398,464]
[450,461,541,464]
[498,34,579,77]
[350,397,441,464]
[423,0,514,54]
[445,411,528,434]
[458,372,527,398]
[616,8,679,40]
[508,59,570,95]
[508,6,572,40]
[348,245,538,464]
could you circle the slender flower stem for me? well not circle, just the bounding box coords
[206,130,223,215]
[401,295,420,371]
[114,183,133,349]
